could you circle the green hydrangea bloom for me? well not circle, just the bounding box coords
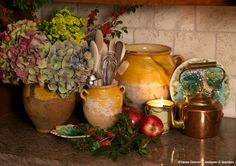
[38,8,87,45]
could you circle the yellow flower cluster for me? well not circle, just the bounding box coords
[39,8,87,45]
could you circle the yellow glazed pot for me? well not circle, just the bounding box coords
[120,43,183,112]
[23,84,76,133]
[80,84,125,128]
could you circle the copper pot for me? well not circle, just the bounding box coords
[170,90,223,139]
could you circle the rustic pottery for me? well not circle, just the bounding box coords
[80,84,125,128]
[120,43,183,112]
[23,84,76,133]
[170,58,230,106]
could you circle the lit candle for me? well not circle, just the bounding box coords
[160,96,164,107]
[145,98,174,134]
[147,98,174,108]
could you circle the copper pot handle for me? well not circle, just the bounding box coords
[205,112,224,124]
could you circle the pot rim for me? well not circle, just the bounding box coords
[88,83,119,89]
[126,43,171,54]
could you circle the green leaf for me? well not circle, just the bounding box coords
[115,30,122,38]
[128,127,133,134]
[92,145,113,156]
[139,148,147,155]
[119,142,132,154]
[115,20,123,26]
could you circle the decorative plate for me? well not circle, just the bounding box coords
[170,58,231,106]
[50,124,90,139]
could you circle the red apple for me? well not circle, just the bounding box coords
[140,115,164,137]
[123,106,143,125]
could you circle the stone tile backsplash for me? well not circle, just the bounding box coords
[196,6,236,32]
[134,29,174,47]
[40,4,236,117]
[174,32,216,59]
[154,6,195,31]
[216,33,236,76]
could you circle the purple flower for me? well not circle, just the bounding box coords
[71,56,80,67]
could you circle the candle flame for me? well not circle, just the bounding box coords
[160,96,164,107]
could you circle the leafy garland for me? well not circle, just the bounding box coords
[69,112,159,161]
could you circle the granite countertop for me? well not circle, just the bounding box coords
[0,111,235,166]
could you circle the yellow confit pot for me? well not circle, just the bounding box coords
[120,43,183,112]
[80,84,125,128]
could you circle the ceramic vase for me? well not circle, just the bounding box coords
[80,84,125,128]
[23,84,76,133]
[119,43,184,112]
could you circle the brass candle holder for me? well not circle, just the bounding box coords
[145,98,174,134]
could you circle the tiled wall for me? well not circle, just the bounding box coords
[40,3,236,118]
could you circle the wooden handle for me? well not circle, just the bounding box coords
[114,60,130,81]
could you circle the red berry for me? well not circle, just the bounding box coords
[107,132,113,138]
[101,140,111,146]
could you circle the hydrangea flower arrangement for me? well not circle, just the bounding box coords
[0,6,140,97]
[45,40,93,97]
[0,9,94,97]
[0,20,51,85]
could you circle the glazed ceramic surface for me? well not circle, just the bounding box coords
[50,124,90,139]
[80,84,125,128]
[23,84,76,133]
[120,43,183,112]
[170,58,231,106]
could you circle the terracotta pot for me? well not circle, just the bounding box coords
[120,43,184,112]
[23,84,76,133]
[80,84,125,128]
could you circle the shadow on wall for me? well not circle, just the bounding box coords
[0,82,32,125]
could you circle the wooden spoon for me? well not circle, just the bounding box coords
[109,39,116,53]
[95,30,104,55]
[114,60,130,81]
[119,42,126,63]
[114,41,124,65]
[90,40,101,78]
